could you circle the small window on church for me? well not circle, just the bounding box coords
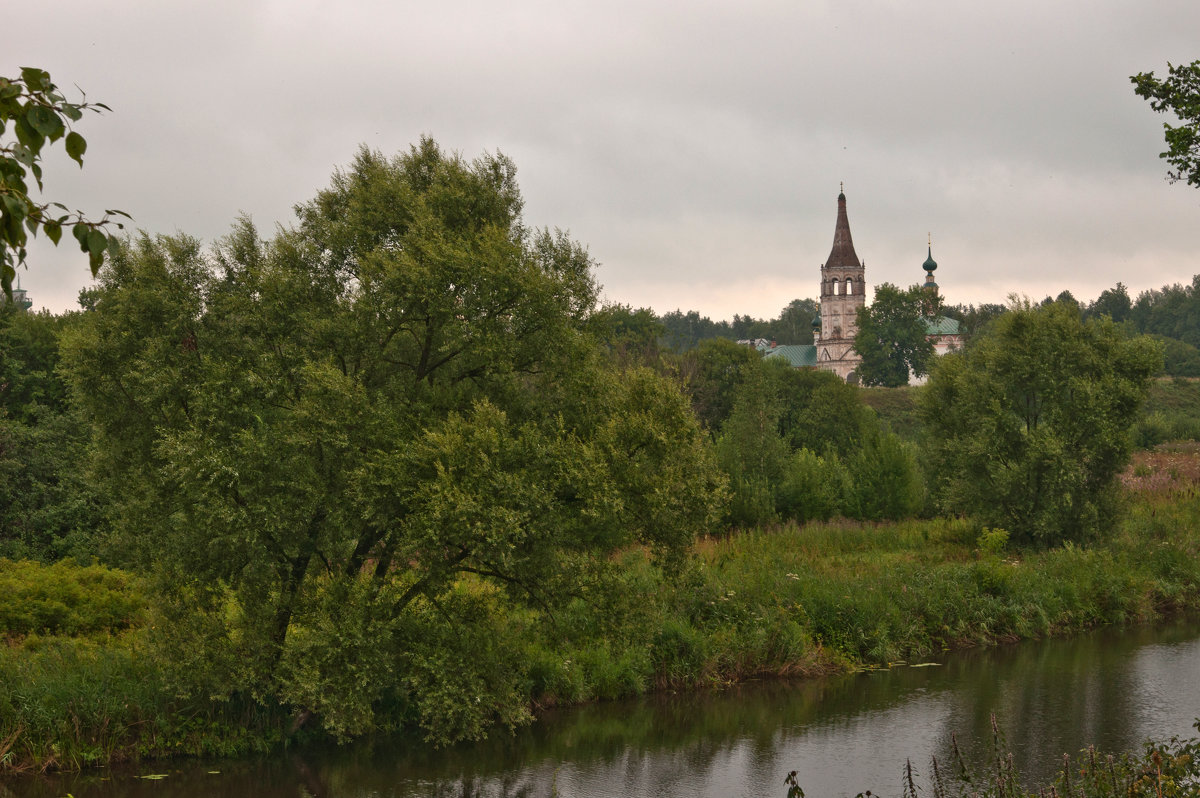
[845,278,854,295]
[831,278,840,296]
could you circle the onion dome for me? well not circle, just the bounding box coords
[923,246,938,273]
[811,314,822,330]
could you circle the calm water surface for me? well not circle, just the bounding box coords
[11,620,1200,798]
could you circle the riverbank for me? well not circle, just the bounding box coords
[3,447,1200,773]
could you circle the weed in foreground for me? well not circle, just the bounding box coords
[789,716,1200,798]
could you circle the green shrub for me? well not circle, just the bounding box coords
[577,645,649,700]
[651,618,709,684]
[726,475,777,528]
[0,559,145,639]
[977,527,1010,554]
[1132,411,1174,448]
[777,448,844,523]
[523,645,587,704]
[845,433,925,521]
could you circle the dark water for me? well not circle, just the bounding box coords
[10,620,1200,798]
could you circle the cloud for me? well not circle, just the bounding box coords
[7,0,1200,319]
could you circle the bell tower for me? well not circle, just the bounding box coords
[815,186,866,379]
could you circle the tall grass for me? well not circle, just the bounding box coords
[0,633,297,772]
[524,487,1200,710]
[0,561,295,772]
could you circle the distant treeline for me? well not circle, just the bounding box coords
[656,298,819,350]
[639,277,1200,376]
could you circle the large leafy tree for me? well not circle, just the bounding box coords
[854,283,937,387]
[674,337,762,430]
[942,302,1007,344]
[0,404,102,562]
[921,300,1162,546]
[1132,60,1200,188]
[0,67,127,298]
[0,304,71,420]
[714,361,791,526]
[62,140,723,741]
[588,302,665,366]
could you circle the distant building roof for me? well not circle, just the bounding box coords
[3,276,32,311]
[924,316,960,336]
[763,344,818,368]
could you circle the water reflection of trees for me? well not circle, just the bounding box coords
[936,621,1200,787]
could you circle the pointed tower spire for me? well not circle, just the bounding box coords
[825,185,861,269]
[818,187,867,349]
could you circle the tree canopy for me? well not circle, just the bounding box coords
[62,140,724,742]
[921,299,1162,546]
[853,283,937,387]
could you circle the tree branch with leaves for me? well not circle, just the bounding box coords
[1,66,129,299]
[1132,60,1200,188]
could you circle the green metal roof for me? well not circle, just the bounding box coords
[923,316,960,336]
[763,344,818,367]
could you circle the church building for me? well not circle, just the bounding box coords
[760,188,961,384]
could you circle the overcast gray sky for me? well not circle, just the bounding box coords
[8,0,1200,320]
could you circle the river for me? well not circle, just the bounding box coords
[10,619,1200,798]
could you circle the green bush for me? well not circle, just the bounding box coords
[1132,412,1172,448]
[1131,409,1200,447]
[651,618,709,684]
[725,475,777,528]
[577,645,649,700]
[777,448,845,523]
[977,527,1010,554]
[845,432,925,521]
[0,559,145,639]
